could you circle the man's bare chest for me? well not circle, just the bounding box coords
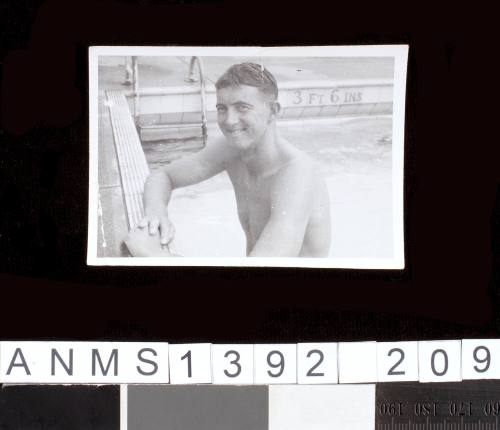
[226,166,274,237]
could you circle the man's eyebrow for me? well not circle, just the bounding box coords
[216,101,254,108]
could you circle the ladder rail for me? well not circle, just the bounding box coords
[185,56,208,146]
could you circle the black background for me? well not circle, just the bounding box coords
[0,1,498,342]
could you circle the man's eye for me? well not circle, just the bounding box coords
[237,105,250,112]
[216,107,226,113]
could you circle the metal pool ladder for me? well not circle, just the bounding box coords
[130,56,208,146]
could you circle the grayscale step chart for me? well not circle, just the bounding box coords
[2,382,500,429]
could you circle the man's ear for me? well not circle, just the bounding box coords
[269,101,281,120]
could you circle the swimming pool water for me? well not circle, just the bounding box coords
[141,116,393,258]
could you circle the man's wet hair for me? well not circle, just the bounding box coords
[215,62,278,101]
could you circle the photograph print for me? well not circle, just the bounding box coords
[88,45,408,268]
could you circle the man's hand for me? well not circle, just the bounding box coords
[124,227,179,257]
[137,206,175,247]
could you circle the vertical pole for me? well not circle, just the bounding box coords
[185,56,208,146]
[132,56,139,126]
[123,56,133,85]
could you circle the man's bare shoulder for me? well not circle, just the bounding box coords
[178,135,238,173]
[278,141,317,179]
[265,147,314,205]
[162,136,239,187]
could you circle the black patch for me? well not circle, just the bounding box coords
[0,385,119,430]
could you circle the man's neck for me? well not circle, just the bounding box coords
[240,127,283,177]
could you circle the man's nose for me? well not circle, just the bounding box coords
[223,108,239,126]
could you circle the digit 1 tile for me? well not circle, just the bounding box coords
[169,343,212,384]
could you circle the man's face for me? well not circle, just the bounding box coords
[216,85,274,151]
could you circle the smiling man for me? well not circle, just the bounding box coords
[125,62,331,257]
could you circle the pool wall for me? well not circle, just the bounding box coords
[129,79,393,141]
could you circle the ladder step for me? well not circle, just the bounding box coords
[141,123,203,129]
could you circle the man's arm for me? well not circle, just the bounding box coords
[249,158,315,257]
[129,138,234,252]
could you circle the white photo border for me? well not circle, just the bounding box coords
[88,45,408,269]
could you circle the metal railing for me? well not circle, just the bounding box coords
[127,56,209,145]
[132,56,139,124]
[184,56,208,145]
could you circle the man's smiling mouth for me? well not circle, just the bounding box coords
[226,128,246,135]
